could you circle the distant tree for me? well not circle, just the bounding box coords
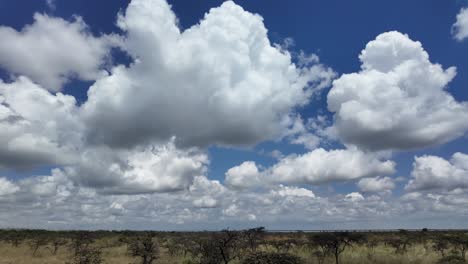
[385,231,413,255]
[194,230,243,264]
[309,232,365,264]
[242,227,266,252]
[67,232,103,264]
[128,234,160,264]
[364,235,379,260]
[311,249,327,264]
[49,236,68,255]
[4,230,26,247]
[28,234,49,256]
[269,239,297,253]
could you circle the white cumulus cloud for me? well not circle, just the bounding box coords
[406,152,468,192]
[225,148,395,187]
[452,8,468,41]
[225,161,262,189]
[357,176,395,193]
[269,148,395,185]
[0,13,118,91]
[81,0,335,149]
[0,177,19,196]
[0,77,81,169]
[328,31,468,151]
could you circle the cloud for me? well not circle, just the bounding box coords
[0,177,19,196]
[405,152,468,192]
[0,0,335,196]
[225,148,395,187]
[272,185,315,198]
[327,31,468,151]
[193,196,218,208]
[46,0,56,10]
[1,167,468,230]
[452,8,468,41]
[345,192,365,202]
[225,161,262,189]
[357,176,395,193]
[65,140,209,194]
[81,0,335,149]
[269,148,395,185]
[0,13,118,91]
[0,77,81,170]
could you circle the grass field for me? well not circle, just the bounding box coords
[0,229,466,264]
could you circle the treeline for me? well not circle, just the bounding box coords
[0,228,467,264]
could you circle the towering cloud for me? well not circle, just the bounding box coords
[81,0,335,149]
[328,31,468,151]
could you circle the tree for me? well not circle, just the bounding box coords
[67,231,103,264]
[4,230,25,247]
[128,234,160,264]
[309,232,365,264]
[49,236,68,255]
[384,231,413,255]
[28,234,49,256]
[242,227,266,252]
[194,230,243,264]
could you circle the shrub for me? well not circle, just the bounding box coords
[437,255,466,264]
[241,252,304,264]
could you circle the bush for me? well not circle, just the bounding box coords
[437,255,466,264]
[241,252,304,264]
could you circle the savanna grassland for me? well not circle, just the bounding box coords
[0,228,467,264]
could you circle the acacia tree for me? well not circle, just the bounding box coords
[194,230,243,264]
[385,231,413,255]
[310,232,365,264]
[28,235,49,256]
[128,234,160,264]
[67,232,103,264]
[49,236,68,255]
[4,230,25,247]
[242,227,265,252]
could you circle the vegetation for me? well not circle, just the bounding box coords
[0,228,467,263]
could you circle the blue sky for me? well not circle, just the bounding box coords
[0,0,467,230]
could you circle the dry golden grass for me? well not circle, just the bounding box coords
[0,236,452,264]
